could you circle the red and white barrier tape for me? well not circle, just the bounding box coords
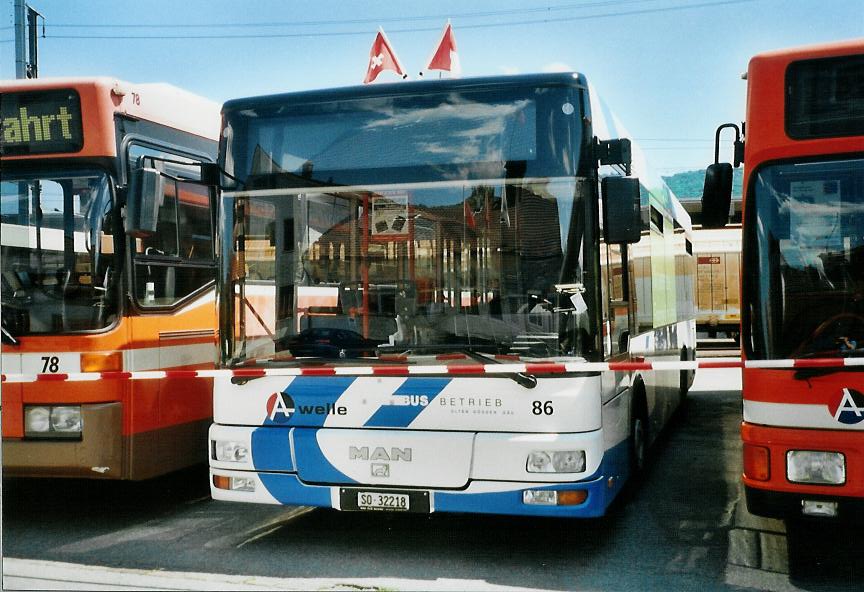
[2,358,863,383]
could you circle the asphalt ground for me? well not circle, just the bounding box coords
[3,365,862,591]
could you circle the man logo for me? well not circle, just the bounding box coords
[349,446,412,462]
[266,392,295,423]
[828,388,864,425]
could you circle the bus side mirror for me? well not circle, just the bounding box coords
[701,162,732,228]
[602,176,641,244]
[126,167,164,238]
[200,162,221,187]
[596,138,632,175]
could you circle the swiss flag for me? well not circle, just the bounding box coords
[363,28,407,84]
[425,22,461,76]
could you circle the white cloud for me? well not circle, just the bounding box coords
[541,62,574,73]
[498,66,521,75]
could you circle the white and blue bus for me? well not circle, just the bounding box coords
[209,73,696,517]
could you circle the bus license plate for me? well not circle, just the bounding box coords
[339,488,430,512]
[358,491,410,511]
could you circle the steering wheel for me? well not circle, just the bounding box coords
[33,269,68,300]
[790,312,864,358]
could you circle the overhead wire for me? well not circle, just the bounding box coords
[43,0,752,39]
[5,1,745,171]
[44,0,665,28]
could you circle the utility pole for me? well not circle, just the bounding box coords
[27,4,40,78]
[14,0,44,79]
[14,0,26,78]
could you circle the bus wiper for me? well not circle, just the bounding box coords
[380,343,538,389]
[379,342,502,355]
[793,350,864,379]
[1,318,20,346]
[458,348,538,389]
[794,365,864,380]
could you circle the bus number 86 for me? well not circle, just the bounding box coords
[532,401,554,415]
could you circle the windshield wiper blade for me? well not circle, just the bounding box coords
[465,350,538,389]
[794,365,864,379]
[794,349,864,360]
[381,343,539,388]
[792,351,864,379]
[379,342,502,355]
[1,323,20,346]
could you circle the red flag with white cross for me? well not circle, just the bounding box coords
[363,28,407,84]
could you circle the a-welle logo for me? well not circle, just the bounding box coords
[828,387,864,425]
[265,392,347,423]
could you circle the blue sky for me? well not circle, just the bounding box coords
[2,0,862,173]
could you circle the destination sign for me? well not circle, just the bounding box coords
[1,89,83,155]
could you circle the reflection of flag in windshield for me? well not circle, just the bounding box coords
[250,144,284,176]
[484,194,491,228]
[464,200,476,229]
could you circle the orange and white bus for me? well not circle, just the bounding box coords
[703,39,864,526]
[1,77,220,479]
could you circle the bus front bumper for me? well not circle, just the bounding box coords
[3,402,123,478]
[210,469,616,518]
[742,421,864,521]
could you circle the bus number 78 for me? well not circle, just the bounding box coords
[41,356,60,373]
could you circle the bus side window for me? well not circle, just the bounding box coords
[127,144,215,308]
[138,178,179,257]
[177,181,214,261]
[604,242,631,356]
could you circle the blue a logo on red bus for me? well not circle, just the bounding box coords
[828,388,864,425]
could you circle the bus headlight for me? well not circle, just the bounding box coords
[523,489,588,506]
[523,489,557,505]
[213,474,256,492]
[527,450,586,473]
[51,406,83,432]
[213,440,249,463]
[24,406,51,433]
[786,450,845,485]
[24,405,82,438]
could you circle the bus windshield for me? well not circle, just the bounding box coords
[223,84,578,188]
[1,171,118,336]
[221,82,598,365]
[747,156,864,359]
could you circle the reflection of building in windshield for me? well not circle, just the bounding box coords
[270,182,569,354]
[753,158,864,359]
[0,174,117,335]
[226,81,589,360]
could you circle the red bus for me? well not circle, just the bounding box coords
[703,40,864,527]
[1,78,220,479]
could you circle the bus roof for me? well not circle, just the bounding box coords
[1,77,220,159]
[222,72,589,113]
[744,38,863,169]
[749,38,864,65]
